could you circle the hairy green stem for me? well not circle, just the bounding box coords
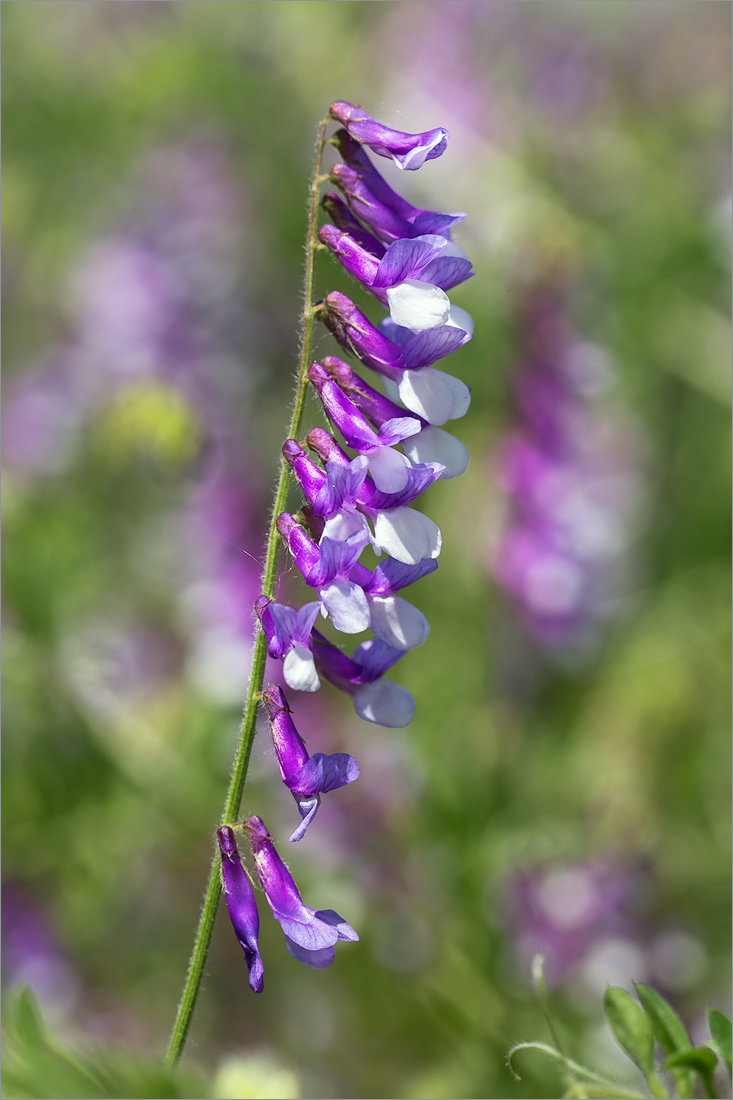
[165,113,331,1070]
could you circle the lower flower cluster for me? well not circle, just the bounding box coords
[218,102,472,991]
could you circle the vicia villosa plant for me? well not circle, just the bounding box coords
[166,102,473,1066]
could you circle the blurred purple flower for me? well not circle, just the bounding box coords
[492,285,639,653]
[2,883,80,1015]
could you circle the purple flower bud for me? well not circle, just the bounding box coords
[217,826,264,993]
[330,130,466,243]
[321,292,403,377]
[255,595,322,692]
[330,101,449,171]
[243,815,358,968]
[321,192,386,256]
[311,630,416,728]
[262,685,359,842]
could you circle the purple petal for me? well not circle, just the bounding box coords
[365,556,439,595]
[419,255,474,291]
[313,456,369,516]
[366,461,445,510]
[316,531,369,585]
[352,637,405,682]
[372,235,448,290]
[285,751,360,796]
[313,908,360,942]
[411,211,467,236]
[376,416,423,447]
[400,325,469,370]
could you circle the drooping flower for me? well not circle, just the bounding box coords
[262,685,359,842]
[329,101,449,170]
[255,596,322,692]
[311,630,416,728]
[243,815,358,968]
[217,826,264,993]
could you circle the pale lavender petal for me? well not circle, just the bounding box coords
[283,937,336,969]
[352,679,416,727]
[288,796,321,844]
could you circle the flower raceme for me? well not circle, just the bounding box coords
[208,102,472,994]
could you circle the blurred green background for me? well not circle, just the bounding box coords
[2,3,730,1098]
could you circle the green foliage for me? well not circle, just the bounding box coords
[707,1009,733,1078]
[1,990,208,1100]
[604,988,660,1094]
[633,983,694,1099]
[508,966,732,1100]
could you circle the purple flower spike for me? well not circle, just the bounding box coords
[243,815,358,968]
[330,101,449,171]
[262,685,359,842]
[255,595,322,692]
[312,630,416,728]
[217,826,264,993]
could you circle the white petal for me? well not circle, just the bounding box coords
[367,446,411,493]
[368,594,430,650]
[437,240,469,260]
[351,679,416,727]
[446,303,474,337]
[402,426,469,480]
[373,507,441,564]
[319,581,371,633]
[385,279,451,333]
[381,375,402,404]
[283,645,321,692]
[322,509,369,541]
[397,368,471,426]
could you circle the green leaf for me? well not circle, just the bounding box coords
[664,1047,719,1098]
[707,1009,732,1077]
[634,982,694,1099]
[604,987,656,1078]
[10,988,46,1050]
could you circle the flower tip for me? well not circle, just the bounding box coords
[217,825,238,858]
